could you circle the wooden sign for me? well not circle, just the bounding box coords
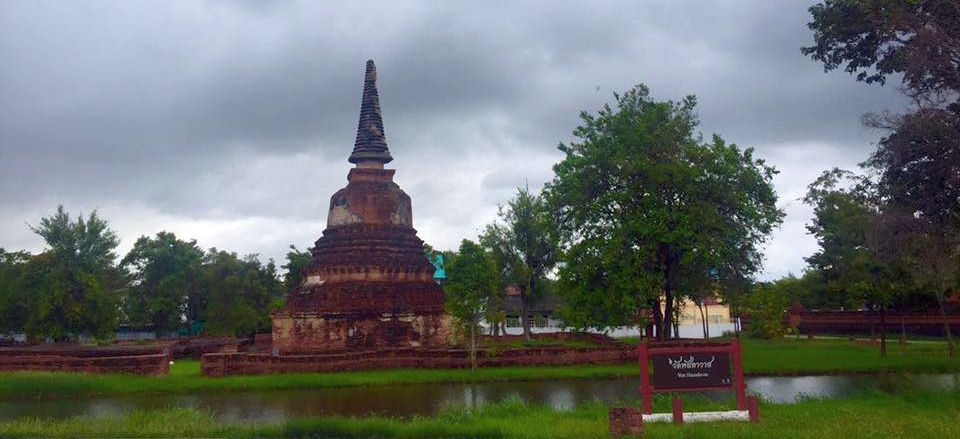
[651,352,732,389]
[637,339,746,414]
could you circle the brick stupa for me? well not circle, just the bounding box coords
[272,60,448,352]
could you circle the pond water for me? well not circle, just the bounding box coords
[1,373,957,423]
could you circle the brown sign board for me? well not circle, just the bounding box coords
[651,352,732,390]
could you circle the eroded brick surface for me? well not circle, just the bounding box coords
[609,407,644,437]
[272,60,448,352]
[0,353,169,375]
[201,344,635,376]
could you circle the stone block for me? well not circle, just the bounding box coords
[608,407,644,437]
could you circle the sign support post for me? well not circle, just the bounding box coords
[637,341,653,414]
[732,338,746,411]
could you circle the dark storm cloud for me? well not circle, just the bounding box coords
[0,0,906,276]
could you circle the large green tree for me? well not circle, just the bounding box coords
[867,110,959,357]
[546,85,783,339]
[444,239,499,368]
[480,188,558,339]
[200,249,282,337]
[803,169,915,356]
[0,249,31,335]
[805,0,959,356]
[22,206,123,340]
[120,232,204,334]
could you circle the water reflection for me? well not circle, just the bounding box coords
[1,373,956,423]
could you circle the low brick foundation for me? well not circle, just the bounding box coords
[609,407,644,436]
[479,332,622,346]
[0,352,169,375]
[201,344,635,377]
[166,337,242,358]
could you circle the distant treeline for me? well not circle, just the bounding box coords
[0,206,313,341]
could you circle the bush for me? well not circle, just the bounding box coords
[745,283,788,339]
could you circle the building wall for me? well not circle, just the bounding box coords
[677,300,731,326]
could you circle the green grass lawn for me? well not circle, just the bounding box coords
[0,338,957,399]
[1,389,958,438]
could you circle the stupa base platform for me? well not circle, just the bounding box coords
[271,311,449,353]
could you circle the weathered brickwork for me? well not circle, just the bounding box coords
[272,60,448,352]
[0,352,169,375]
[201,344,635,376]
[272,312,449,352]
[608,407,644,437]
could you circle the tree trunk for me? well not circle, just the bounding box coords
[520,288,532,340]
[652,296,663,341]
[674,295,683,339]
[697,301,707,339]
[469,319,477,370]
[733,307,741,337]
[703,303,710,340]
[662,281,674,341]
[879,305,887,358]
[938,294,956,357]
[900,317,907,353]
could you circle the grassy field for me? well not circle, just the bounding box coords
[0,338,957,399]
[1,389,958,438]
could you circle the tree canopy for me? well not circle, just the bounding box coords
[803,0,960,107]
[0,208,290,340]
[546,85,783,338]
[120,232,204,333]
[805,0,959,356]
[480,187,558,338]
[21,206,123,340]
[444,239,499,367]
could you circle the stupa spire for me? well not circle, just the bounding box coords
[349,59,393,165]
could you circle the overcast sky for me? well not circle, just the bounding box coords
[0,1,906,279]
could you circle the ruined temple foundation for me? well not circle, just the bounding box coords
[271,60,448,352]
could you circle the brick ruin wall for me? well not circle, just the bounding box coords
[608,407,645,437]
[741,311,960,337]
[201,344,636,377]
[0,337,245,375]
[0,352,169,375]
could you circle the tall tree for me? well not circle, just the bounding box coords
[804,170,893,355]
[200,249,281,337]
[444,240,499,369]
[867,111,959,356]
[546,85,783,339]
[120,232,204,334]
[23,206,123,340]
[0,249,31,334]
[481,188,558,339]
[805,0,959,356]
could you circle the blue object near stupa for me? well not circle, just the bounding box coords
[428,252,446,282]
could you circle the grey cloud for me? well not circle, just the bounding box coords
[0,1,909,277]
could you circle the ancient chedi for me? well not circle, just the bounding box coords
[272,60,448,352]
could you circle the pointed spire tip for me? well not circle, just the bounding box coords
[349,59,392,165]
